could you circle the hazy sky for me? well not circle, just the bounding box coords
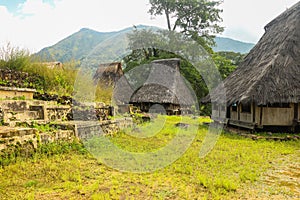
[0,0,299,52]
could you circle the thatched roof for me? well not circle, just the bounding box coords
[93,62,123,85]
[130,84,180,104]
[130,59,196,106]
[113,75,134,105]
[206,2,300,106]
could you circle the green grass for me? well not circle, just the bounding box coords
[0,116,299,199]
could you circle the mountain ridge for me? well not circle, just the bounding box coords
[35,25,255,63]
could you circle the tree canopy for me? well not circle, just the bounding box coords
[123,0,242,115]
[148,0,224,46]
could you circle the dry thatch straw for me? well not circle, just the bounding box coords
[93,62,123,86]
[130,58,196,106]
[113,59,196,107]
[204,1,300,106]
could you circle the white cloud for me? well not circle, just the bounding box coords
[0,0,166,52]
[220,0,299,43]
[0,6,22,47]
[0,0,299,52]
[20,0,54,15]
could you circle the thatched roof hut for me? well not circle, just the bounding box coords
[93,62,123,86]
[204,2,300,130]
[131,59,195,105]
[112,59,197,115]
[206,1,300,106]
[41,62,63,69]
[130,58,196,114]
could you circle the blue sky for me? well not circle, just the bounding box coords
[0,0,299,52]
[0,0,54,14]
[0,0,24,13]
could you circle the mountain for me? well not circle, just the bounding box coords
[35,28,127,63]
[35,25,255,65]
[213,37,255,54]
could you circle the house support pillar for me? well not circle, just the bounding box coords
[292,103,299,132]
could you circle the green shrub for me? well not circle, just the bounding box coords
[0,43,78,96]
[0,42,31,70]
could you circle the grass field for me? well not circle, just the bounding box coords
[0,116,299,199]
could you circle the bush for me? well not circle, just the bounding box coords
[0,43,78,96]
[0,42,30,70]
[0,43,114,99]
[24,62,77,96]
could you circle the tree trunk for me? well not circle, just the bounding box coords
[165,10,172,31]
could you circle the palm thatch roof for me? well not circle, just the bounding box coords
[130,59,196,106]
[205,2,300,106]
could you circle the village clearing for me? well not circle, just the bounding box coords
[0,116,299,200]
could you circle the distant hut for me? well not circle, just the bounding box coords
[130,59,196,115]
[203,2,300,131]
[42,61,63,69]
[94,62,124,86]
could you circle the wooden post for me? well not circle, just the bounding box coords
[238,104,240,121]
[252,101,256,123]
[294,103,298,120]
[292,103,298,132]
[259,106,263,126]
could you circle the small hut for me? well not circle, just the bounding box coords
[41,62,63,69]
[203,2,300,131]
[130,59,196,115]
[94,62,124,86]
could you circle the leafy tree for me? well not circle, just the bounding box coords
[212,52,237,79]
[148,0,224,46]
[216,51,245,66]
[126,28,161,61]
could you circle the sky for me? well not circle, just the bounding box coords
[0,0,299,53]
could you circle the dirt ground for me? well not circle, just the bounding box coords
[237,150,300,199]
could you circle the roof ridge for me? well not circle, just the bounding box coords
[265,1,300,30]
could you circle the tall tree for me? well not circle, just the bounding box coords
[148,0,224,46]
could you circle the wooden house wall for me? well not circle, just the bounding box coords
[211,105,226,120]
[230,107,238,120]
[133,102,183,115]
[229,103,295,127]
[261,105,294,126]
[226,103,297,128]
[239,103,253,123]
[229,104,252,122]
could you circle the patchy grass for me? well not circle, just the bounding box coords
[0,116,299,199]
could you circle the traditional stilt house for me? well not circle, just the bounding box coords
[204,2,300,131]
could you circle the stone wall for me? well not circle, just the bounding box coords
[0,86,36,100]
[0,118,133,151]
[33,93,114,121]
[0,126,74,151]
[59,118,133,139]
[68,103,114,121]
[0,100,71,126]
[0,69,42,89]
